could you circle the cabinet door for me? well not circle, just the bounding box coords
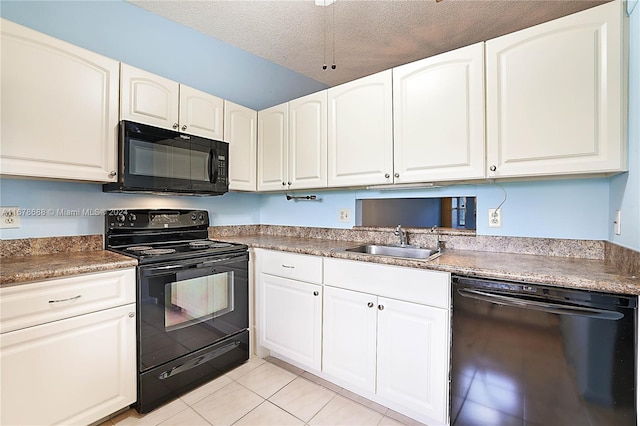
[486,1,625,178]
[0,19,119,183]
[257,103,289,191]
[393,43,485,183]
[179,85,224,139]
[0,304,136,426]
[120,63,180,130]
[224,101,257,191]
[328,70,393,187]
[322,286,377,393]
[258,274,322,370]
[289,91,327,190]
[377,297,449,425]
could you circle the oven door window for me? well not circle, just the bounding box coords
[166,273,233,331]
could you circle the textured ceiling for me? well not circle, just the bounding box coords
[127,0,609,87]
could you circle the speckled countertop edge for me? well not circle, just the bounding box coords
[214,234,640,296]
[0,251,138,286]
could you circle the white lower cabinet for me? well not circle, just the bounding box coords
[323,258,451,426]
[255,249,323,371]
[0,269,136,426]
[255,252,452,425]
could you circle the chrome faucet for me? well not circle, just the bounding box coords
[394,225,408,246]
[431,225,443,251]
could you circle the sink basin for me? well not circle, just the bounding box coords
[343,244,442,260]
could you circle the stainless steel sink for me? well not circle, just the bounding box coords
[343,244,442,260]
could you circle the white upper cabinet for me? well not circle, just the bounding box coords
[225,100,257,191]
[258,92,327,192]
[486,1,627,178]
[289,91,328,190]
[328,70,393,187]
[179,85,224,139]
[393,42,485,183]
[0,19,119,183]
[258,103,289,191]
[120,64,224,139]
[120,63,180,130]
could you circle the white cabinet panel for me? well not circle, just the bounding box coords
[393,42,485,183]
[225,100,257,191]
[0,268,136,334]
[322,285,377,393]
[0,19,119,182]
[257,103,288,191]
[377,297,449,424]
[0,303,136,426]
[258,274,322,370]
[328,70,393,187]
[120,63,179,130]
[179,85,224,139]
[486,1,626,178]
[289,91,327,189]
[258,249,323,284]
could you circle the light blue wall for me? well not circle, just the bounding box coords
[0,0,327,110]
[0,179,262,239]
[0,1,637,249]
[609,3,640,251]
[259,179,610,240]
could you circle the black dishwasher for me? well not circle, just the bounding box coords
[451,275,637,426]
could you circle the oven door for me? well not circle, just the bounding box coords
[138,251,248,372]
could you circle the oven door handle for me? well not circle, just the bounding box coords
[158,341,240,380]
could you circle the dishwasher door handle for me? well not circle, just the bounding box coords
[457,288,624,320]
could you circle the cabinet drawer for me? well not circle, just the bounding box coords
[0,268,136,334]
[257,249,323,284]
[324,258,450,309]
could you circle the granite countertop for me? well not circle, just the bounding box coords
[217,234,640,296]
[0,251,138,286]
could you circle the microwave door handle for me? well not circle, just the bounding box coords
[209,149,219,183]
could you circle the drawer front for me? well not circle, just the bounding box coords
[0,268,136,334]
[324,258,450,309]
[257,249,323,284]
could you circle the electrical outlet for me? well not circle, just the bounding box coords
[614,210,621,235]
[338,208,351,223]
[1,207,21,229]
[488,208,502,228]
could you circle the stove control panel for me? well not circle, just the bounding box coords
[106,209,209,229]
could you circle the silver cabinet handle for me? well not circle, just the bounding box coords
[128,312,136,318]
[313,291,319,296]
[182,125,187,131]
[282,182,286,186]
[109,171,116,177]
[172,123,179,129]
[490,165,497,172]
[394,173,399,178]
[367,302,374,308]
[287,181,292,186]
[49,295,81,304]
[378,304,384,311]
[384,173,390,178]
[282,264,295,269]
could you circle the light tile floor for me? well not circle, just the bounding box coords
[100,356,427,426]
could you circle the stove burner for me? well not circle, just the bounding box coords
[189,241,233,249]
[128,246,153,252]
[141,248,176,255]
[189,241,212,249]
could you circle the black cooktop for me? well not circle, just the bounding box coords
[105,209,247,264]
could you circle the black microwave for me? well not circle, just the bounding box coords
[103,121,229,196]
